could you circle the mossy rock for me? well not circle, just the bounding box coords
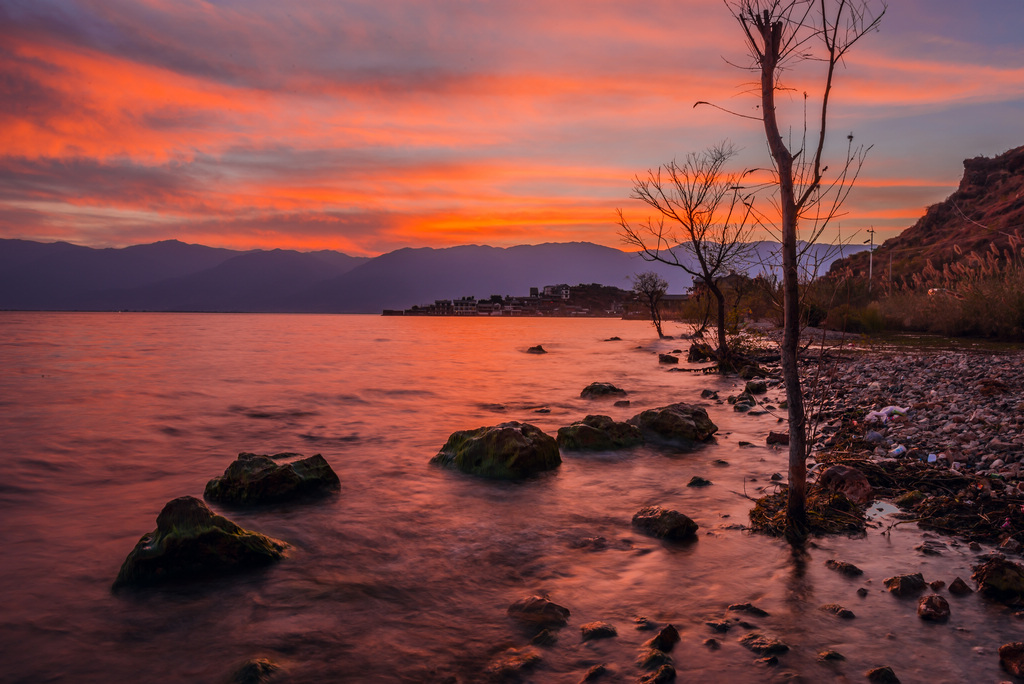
[557,415,643,451]
[204,452,340,505]
[431,421,560,479]
[113,496,287,590]
[628,403,718,449]
[973,557,1024,604]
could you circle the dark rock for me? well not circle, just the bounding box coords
[917,594,951,621]
[818,650,845,661]
[431,421,560,479]
[658,353,679,364]
[580,382,628,399]
[770,472,783,481]
[916,540,947,556]
[705,619,732,633]
[700,389,719,399]
[507,595,570,629]
[527,345,547,354]
[883,573,926,597]
[581,621,617,641]
[818,465,873,505]
[728,603,770,617]
[704,638,721,650]
[632,506,698,541]
[687,342,715,362]
[1000,642,1024,678]
[972,557,1024,603]
[766,431,789,446]
[755,656,778,666]
[865,665,900,683]
[857,588,869,598]
[581,664,610,682]
[485,647,541,679]
[112,496,287,590]
[646,624,680,652]
[604,336,622,341]
[531,629,558,646]
[557,415,643,451]
[227,658,281,684]
[739,632,790,655]
[687,476,712,487]
[634,616,657,631]
[929,580,946,591]
[825,559,864,577]
[637,649,672,670]
[627,403,718,448]
[745,379,768,395]
[739,365,765,380]
[204,452,340,505]
[820,603,855,619]
[614,400,631,407]
[949,577,973,596]
[639,663,676,683]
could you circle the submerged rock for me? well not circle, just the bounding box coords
[112,496,287,590]
[632,506,698,541]
[228,658,282,684]
[204,452,340,505]
[557,415,643,451]
[825,559,864,577]
[639,663,676,683]
[883,573,926,597]
[627,403,718,449]
[739,632,790,655]
[507,595,571,629]
[687,476,712,487]
[431,421,560,479]
[580,382,628,399]
[646,624,680,652]
[485,647,541,679]
[527,345,547,354]
[580,621,617,641]
[658,353,679,365]
[972,557,1024,604]
[820,603,856,619]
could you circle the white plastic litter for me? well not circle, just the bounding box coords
[865,406,910,423]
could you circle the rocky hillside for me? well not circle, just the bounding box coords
[831,145,1024,284]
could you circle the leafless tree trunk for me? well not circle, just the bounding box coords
[721,0,885,542]
[618,143,755,362]
[633,271,668,337]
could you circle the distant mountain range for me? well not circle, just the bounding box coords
[0,238,868,313]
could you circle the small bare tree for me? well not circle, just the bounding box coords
[632,271,669,337]
[717,0,885,542]
[618,143,755,361]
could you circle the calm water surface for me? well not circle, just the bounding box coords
[0,313,1017,682]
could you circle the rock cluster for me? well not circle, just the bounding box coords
[204,452,340,505]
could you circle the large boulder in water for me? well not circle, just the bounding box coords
[113,496,287,590]
[431,421,560,479]
[557,415,643,451]
[204,452,340,505]
[627,403,718,448]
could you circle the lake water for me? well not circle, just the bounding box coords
[0,312,1018,683]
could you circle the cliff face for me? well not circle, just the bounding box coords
[831,145,1024,283]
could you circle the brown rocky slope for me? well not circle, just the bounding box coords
[830,145,1024,284]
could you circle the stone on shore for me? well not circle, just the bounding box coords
[1000,642,1024,678]
[627,403,718,449]
[580,382,628,399]
[632,506,698,541]
[557,415,643,451]
[431,421,560,479]
[204,452,340,505]
[507,595,571,628]
[113,496,287,590]
[972,557,1024,603]
[818,464,873,505]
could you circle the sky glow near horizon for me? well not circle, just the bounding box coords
[1,0,1022,257]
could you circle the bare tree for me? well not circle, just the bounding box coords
[618,143,755,362]
[632,271,669,337]
[718,0,885,542]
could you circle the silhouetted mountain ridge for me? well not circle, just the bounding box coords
[0,238,867,313]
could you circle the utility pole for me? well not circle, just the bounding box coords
[865,227,875,293]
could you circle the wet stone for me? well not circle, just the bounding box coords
[917,594,951,622]
[581,664,610,682]
[884,572,927,597]
[825,559,864,577]
[646,624,680,652]
[637,649,672,671]
[507,596,570,629]
[999,642,1024,679]
[580,621,617,641]
[818,650,845,661]
[865,665,901,683]
[739,632,790,656]
[949,577,973,596]
[687,475,713,487]
[632,506,698,542]
[820,603,856,619]
[728,602,770,617]
[704,638,721,650]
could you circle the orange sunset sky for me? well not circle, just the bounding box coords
[1,0,1022,257]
